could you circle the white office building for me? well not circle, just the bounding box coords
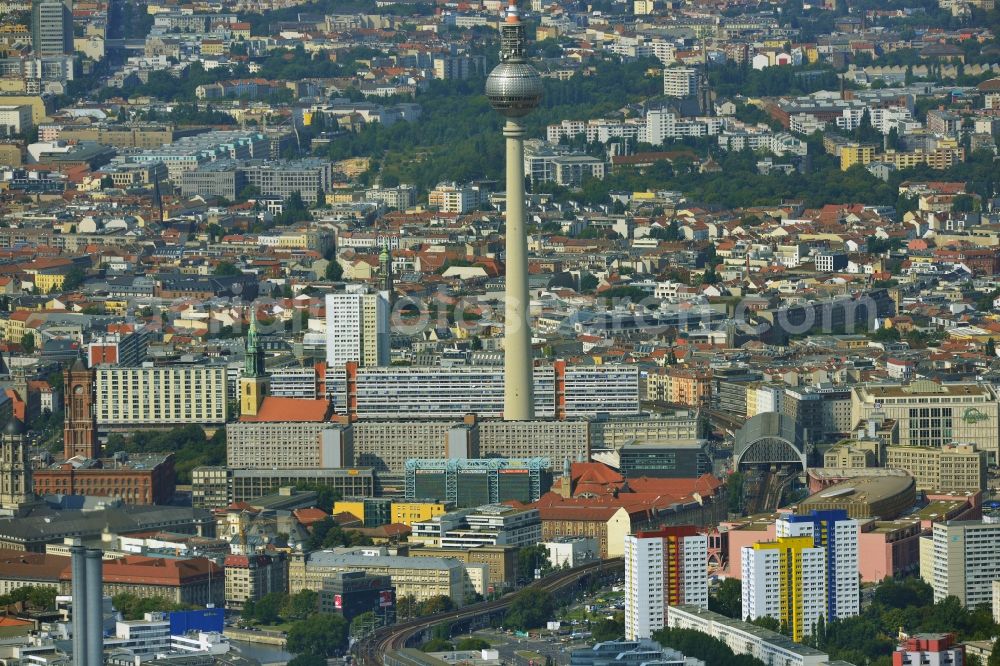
[411,505,542,549]
[0,105,32,137]
[94,365,228,427]
[625,527,708,640]
[319,365,641,419]
[325,289,390,368]
[663,67,698,98]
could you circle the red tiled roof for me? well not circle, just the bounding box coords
[0,550,70,582]
[294,508,330,526]
[240,397,330,422]
[59,556,221,586]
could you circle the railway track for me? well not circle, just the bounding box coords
[355,558,624,665]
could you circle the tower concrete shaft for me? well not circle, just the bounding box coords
[503,119,533,420]
[85,548,104,666]
[487,0,541,421]
[70,545,86,666]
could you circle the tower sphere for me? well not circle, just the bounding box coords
[486,62,543,117]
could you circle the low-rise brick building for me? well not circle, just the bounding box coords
[32,453,176,505]
[59,555,223,607]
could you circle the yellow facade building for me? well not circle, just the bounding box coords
[840,143,876,170]
[32,273,65,293]
[391,502,448,526]
[742,536,825,642]
[0,96,46,124]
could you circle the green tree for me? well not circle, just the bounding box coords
[213,261,242,276]
[456,638,491,650]
[206,223,223,243]
[709,578,742,619]
[324,258,344,281]
[306,516,374,551]
[591,615,625,641]
[283,589,318,621]
[751,616,781,632]
[870,327,901,343]
[988,639,1000,666]
[287,655,328,666]
[649,219,680,241]
[286,613,349,657]
[517,544,552,583]
[26,586,57,610]
[580,274,599,292]
[397,595,416,619]
[103,425,225,484]
[0,586,57,610]
[952,194,977,213]
[420,638,455,652]
[700,265,721,285]
[249,592,287,625]
[238,184,261,201]
[415,595,454,617]
[275,191,312,225]
[652,627,765,666]
[20,332,35,355]
[727,472,744,514]
[62,266,87,291]
[292,482,342,512]
[504,589,554,630]
[350,611,379,637]
[112,593,193,620]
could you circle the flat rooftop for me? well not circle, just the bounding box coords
[858,382,994,399]
[669,605,830,659]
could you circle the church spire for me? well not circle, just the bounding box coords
[240,310,270,418]
[244,310,265,378]
[380,243,394,305]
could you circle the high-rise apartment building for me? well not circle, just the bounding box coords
[94,365,228,429]
[267,364,641,420]
[625,526,708,640]
[663,67,699,98]
[776,510,860,622]
[325,291,390,368]
[226,420,351,470]
[921,520,1000,608]
[327,364,640,420]
[31,0,72,56]
[742,536,826,642]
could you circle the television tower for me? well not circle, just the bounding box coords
[486,0,542,420]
